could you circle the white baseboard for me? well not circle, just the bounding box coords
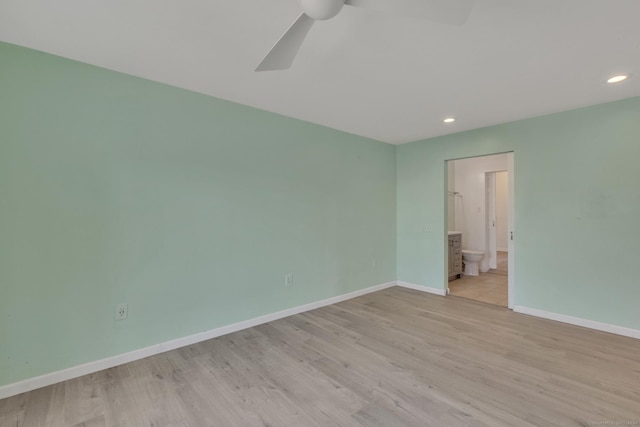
[0,281,396,400]
[513,306,640,340]
[396,281,447,296]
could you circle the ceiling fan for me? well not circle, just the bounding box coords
[256,0,474,72]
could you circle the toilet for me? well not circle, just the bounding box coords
[462,250,484,276]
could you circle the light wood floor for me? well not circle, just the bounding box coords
[449,251,508,307]
[2,287,639,426]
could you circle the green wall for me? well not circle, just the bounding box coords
[2,39,639,390]
[0,42,396,387]
[397,96,640,330]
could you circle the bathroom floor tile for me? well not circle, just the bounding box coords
[448,252,508,307]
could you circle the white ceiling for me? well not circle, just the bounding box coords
[1,0,639,144]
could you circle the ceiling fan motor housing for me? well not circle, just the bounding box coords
[299,0,345,20]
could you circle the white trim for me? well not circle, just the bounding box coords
[513,306,640,340]
[0,281,396,400]
[507,152,515,310]
[397,281,447,296]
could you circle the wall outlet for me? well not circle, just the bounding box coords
[424,225,433,232]
[285,273,293,287]
[371,258,377,269]
[115,303,128,321]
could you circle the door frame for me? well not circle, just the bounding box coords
[507,153,515,309]
[445,152,515,309]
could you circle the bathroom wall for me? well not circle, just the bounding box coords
[447,161,456,231]
[496,171,508,251]
[452,154,508,271]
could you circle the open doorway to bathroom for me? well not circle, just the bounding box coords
[446,153,514,308]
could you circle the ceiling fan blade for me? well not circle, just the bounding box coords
[256,13,315,72]
[344,0,474,25]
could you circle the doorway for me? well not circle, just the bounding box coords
[446,153,514,308]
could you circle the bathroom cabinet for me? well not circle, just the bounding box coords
[448,232,462,280]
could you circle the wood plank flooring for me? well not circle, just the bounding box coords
[2,286,639,426]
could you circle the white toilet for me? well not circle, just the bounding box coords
[462,250,484,276]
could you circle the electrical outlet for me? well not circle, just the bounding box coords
[285,273,293,287]
[424,225,433,232]
[115,303,128,321]
[371,258,376,269]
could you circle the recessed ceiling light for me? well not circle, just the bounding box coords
[443,118,455,123]
[607,74,629,84]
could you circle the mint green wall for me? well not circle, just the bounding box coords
[397,96,640,330]
[2,39,639,390]
[0,42,396,387]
